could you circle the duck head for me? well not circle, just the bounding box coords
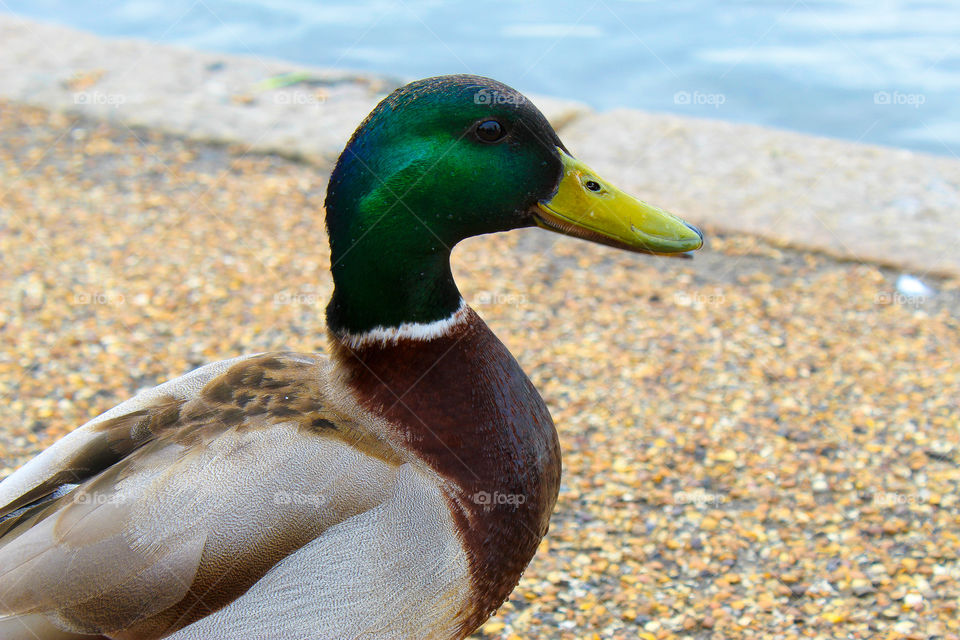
[325,75,703,335]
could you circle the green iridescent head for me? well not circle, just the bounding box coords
[325,75,702,335]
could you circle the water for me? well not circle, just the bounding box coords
[4,0,959,155]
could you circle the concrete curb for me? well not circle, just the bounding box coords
[2,14,958,277]
[0,15,591,166]
[562,110,960,278]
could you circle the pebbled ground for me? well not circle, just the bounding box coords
[1,102,959,639]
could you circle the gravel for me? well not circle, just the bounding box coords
[1,102,959,640]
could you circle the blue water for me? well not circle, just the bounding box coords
[5,0,960,155]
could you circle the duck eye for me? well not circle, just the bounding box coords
[584,180,601,192]
[475,119,506,143]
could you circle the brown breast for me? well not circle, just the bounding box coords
[330,309,562,636]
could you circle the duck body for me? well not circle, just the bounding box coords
[0,75,701,639]
[0,314,558,640]
[0,312,558,640]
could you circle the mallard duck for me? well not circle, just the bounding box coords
[0,74,702,640]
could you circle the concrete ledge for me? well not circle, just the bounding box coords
[0,15,590,165]
[562,110,960,277]
[2,13,958,276]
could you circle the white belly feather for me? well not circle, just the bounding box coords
[169,463,473,640]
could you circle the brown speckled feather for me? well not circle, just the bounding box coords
[0,353,404,639]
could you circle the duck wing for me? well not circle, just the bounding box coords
[0,353,403,639]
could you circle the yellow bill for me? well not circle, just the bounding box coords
[534,150,703,255]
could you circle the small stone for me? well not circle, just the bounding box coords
[715,449,737,462]
[822,612,845,623]
[892,620,915,634]
[904,592,923,609]
[883,519,908,535]
[481,621,506,635]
